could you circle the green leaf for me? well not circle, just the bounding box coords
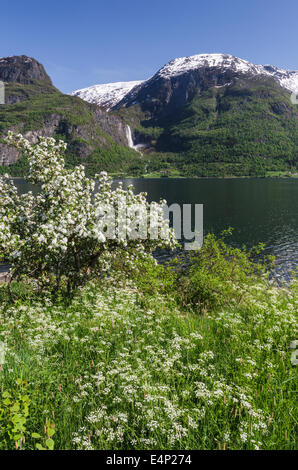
[36,443,46,450]
[32,433,41,439]
[46,438,54,450]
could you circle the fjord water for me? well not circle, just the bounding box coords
[12,178,298,281]
[115,178,298,281]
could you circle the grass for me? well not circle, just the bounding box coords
[265,171,298,178]
[0,270,297,450]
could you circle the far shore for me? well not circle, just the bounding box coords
[3,168,298,181]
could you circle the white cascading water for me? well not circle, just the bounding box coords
[125,125,135,148]
[126,125,149,154]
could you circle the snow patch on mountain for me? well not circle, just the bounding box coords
[279,73,298,95]
[156,53,298,94]
[157,53,265,78]
[71,81,144,110]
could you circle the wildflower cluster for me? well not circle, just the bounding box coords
[0,275,296,450]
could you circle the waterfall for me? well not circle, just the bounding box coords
[125,124,148,154]
[125,125,135,149]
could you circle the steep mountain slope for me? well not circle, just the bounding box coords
[142,77,298,177]
[0,56,141,176]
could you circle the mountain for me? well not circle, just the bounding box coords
[0,56,141,176]
[115,54,298,114]
[98,53,297,177]
[71,81,144,110]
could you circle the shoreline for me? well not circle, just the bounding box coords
[112,175,298,180]
[6,173,298,181]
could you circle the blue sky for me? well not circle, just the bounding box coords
[2,0,298,93]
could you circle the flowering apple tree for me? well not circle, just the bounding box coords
[0,132,176,293]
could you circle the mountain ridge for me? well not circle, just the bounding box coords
[71,53,298,110]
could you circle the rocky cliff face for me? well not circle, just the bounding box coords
[91,106,131,146]
[0,114,62,165]
[0,55,52,85]
[0,108,132,165]
[116,67,238,116]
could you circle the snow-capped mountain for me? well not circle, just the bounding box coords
[262,64,298,95]
[71,80,144,110]
[154,54,298,93]
[157,54,266,78]
[71,54,298,113]
[115,53,298,116]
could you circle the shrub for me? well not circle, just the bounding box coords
[177,229,274,312]
[0,132,176,295]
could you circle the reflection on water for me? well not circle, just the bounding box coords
[11,177,298,281]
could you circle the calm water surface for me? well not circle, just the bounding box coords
[11,178,298,280]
